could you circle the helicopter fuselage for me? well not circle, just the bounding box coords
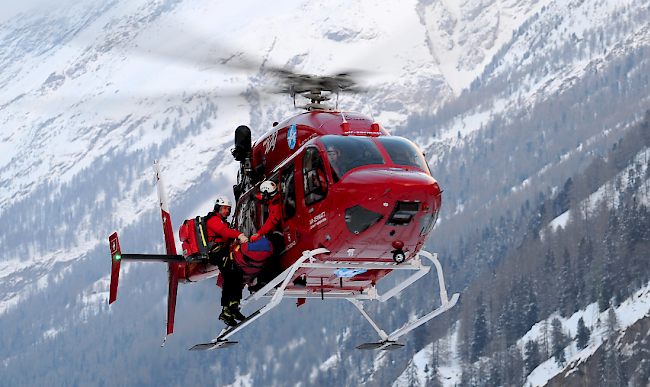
[233,110,442,295]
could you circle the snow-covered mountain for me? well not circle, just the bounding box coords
[2,0,650,385]
[0,0,553,323]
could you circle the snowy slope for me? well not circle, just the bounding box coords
[420,0,650,151]
[0,0,560,209]
[523,284,650,387]
[391,282,650,387]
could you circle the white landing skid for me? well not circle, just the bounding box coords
[351,251,459,350]
[189,249,458,351]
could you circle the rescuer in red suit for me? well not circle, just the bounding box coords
[207,196,249,326]
[246,180,283,293]
[250,180,281,243]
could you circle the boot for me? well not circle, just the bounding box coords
[228,301,246,321]
[219,306,238,327]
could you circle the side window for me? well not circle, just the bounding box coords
[280,162,297,220]
[303,147,329,206]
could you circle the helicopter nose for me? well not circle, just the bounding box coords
[339,168,440,203]
[335,168,441,234]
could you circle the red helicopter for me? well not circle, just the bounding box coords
[108,70,459,351]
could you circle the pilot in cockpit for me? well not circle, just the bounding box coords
[326,145,343,182]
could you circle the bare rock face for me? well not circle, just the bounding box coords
[550,315,650,387]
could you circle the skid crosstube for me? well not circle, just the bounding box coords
[189,249,458,351]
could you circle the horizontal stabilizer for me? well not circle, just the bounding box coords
[118,254,185,263]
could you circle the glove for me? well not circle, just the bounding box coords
[250,233,261,243]
[237,234,249,244]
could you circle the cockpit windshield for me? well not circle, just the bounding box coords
[320,135,385,182]
[376,137,430,173]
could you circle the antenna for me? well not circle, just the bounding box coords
[366,103,380,132]
[366,103,376,122]
[340,111,349,132]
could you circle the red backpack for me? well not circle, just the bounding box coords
[178,215,212,259]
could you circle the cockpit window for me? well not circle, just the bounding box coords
[320,135,385,183]
[376,137,430,173]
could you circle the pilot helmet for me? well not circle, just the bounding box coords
[326,145,340,156]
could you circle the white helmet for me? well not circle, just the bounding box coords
[259,180,278,199]
[214,196,232,210]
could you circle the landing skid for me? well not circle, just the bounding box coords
[353,293,459,350]
[189,248,330,351]
[356,341,404,350]
[189,249,458,351]
[351,251,459,350]
[189,340,238,351]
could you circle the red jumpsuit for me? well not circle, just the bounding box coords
[206,214,242,244]
[257,196,281,237]
[205,213,244,307]
[247,196,282,290]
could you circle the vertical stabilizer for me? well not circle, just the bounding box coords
[108,232,122,304]
[155,160,176,255]
[154,160,180,337]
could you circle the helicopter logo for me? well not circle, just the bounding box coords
[287,124,297,149]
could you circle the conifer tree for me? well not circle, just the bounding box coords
[551,318,568,366]
[599,310,625,387]
[404,361,421,387]
[522,278,539,333]
[599,234,615,312]
[576,317,591,350]
[558,248,575,317]
[524,340,541,376]
[470,293,489,362]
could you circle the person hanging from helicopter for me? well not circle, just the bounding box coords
[207,197,249,262]
[206,196,250,326]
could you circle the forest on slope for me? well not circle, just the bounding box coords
[412,111,650,386]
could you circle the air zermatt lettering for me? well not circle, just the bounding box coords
[263,130,278,154]
[309,211,327,229]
